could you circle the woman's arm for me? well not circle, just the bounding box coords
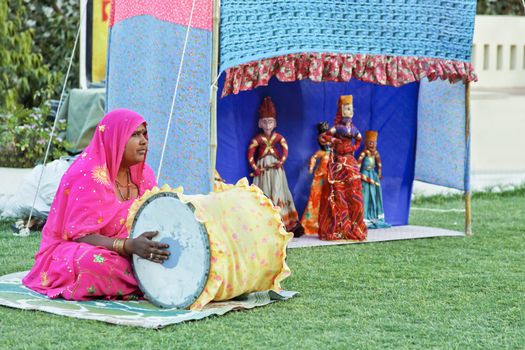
[75,234,115,250]
[75,231,170,264]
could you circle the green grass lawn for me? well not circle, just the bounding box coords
[0,189,524,349]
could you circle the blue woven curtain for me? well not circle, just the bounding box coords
[216,76,419,226]
[219,0,476,71]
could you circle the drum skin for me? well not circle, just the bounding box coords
[129,191,210,309]
[127,179,293,310]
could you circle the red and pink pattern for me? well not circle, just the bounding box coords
[110,0,212,31]
[222,53,477,96]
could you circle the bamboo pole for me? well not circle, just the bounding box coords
[209,0,220,188]
[465,82,472,236]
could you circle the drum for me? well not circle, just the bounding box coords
[127,180,293,310]
[128,191,210,309]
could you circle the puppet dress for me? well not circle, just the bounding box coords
[249,133,299,231]
[318,129,367,241]
[300,150,330,235]
[360,154,390,229]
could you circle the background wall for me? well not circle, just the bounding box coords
[472,15,525,88]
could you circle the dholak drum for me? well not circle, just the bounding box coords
[127,180,293,310]
[128,191,210,309]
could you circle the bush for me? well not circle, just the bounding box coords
[25,0,80,95]
[0,0,59,110]
[0,106,71,168]
[477,0,525,15]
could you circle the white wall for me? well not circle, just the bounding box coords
[470,16,525,185]
[472,15,525,88]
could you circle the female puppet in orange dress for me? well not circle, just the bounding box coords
[300,122,331,235]
[318,95,367,241]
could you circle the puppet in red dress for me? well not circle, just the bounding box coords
[318,95,368,241]
[247,97,303,236]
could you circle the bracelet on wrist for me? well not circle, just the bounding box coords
[112,238,129,257]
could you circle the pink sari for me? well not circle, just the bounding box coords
[23,109,157,300]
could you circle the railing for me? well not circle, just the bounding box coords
[472,15,525,88]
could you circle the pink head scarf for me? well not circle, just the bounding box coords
[42,109,157,245]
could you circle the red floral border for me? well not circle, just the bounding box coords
[222,53,477,97]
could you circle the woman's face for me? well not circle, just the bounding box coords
[341,103,353,119]
[122,124,148,167]
[366,140,377,149]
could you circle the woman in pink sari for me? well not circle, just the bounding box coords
[23,109,169,300]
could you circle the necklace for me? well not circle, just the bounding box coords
[115,170,132,201]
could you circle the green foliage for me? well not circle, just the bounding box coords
[0,0,79,168]
[25,0,81,94]
[477,0,525,15]
[0,106,70,168]
[0,0,59,110]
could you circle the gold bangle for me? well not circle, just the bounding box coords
[118,239,127,257]
[121,238,128,256]
[112,238,129,257]
[115,239,122,255]
[112,238,119,253]
[120,239,127,257]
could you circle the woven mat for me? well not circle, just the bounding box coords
[0,272,296,328]
[289,225,464,248]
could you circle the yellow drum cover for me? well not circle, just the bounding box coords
[127,178,292,310]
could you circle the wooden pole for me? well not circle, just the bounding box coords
[209,0,220,188]
[465,82,472,236]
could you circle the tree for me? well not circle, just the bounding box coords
[0,0,59,109]
[25,0,81,94]
[477,0,525,15]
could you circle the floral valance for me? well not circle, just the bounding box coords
[222,53,477,97]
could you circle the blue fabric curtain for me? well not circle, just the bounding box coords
[216,75,419,226]
[415,78,467,191]
[219,0,477,71]
[107,16,212,194]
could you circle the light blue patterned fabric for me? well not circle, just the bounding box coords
[106,16,212,194]
[415,78,468,191]
[0,272,296,329]
[219,0,476,71]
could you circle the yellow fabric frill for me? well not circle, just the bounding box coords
[126,179,293,311]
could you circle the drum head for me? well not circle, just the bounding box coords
[129,192,210,308]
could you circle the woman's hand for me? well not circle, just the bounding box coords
[126,231,170,264]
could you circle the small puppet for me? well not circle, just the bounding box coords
[357,130,390,229]
[300,121,331,235]
[247,97,303,236]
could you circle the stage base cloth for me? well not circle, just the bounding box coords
[288,225,464,248]
[0,272,296,329]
